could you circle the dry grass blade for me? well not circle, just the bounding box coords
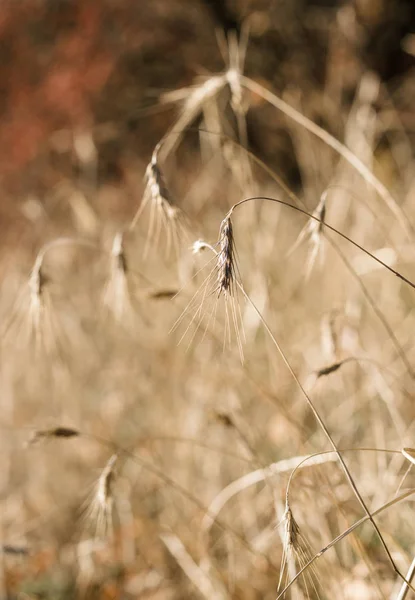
[304,359,348,391]
[241,76,412,235]
[2,545,29,556]
[225,29,249,117]
[315,361,344,377]
[209,411,234,428]
[396,557,415,600]
[401,448,415,466]
[320,310,340,362]
[202,452,338,535]
[160,532,228,600]
[28,253,49,353]
[160,74,227,156]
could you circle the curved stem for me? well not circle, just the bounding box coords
[241,75,413,237]
[229,196,415,290]
[198,237,409,584]
[229,194,415,377]
[276,487,415,599]
[236,281,408,584]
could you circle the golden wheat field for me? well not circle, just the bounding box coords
[1,1,415,598]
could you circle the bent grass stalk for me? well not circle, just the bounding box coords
[241,75,413,236]
[230,196,415,291]
[198,223,415,591]
[196,126,411,273]
[276,487,415,599]
[230,195,415,377]
[203,448,402,535]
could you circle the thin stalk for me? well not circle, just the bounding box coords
[204,448,401,534]
[396,557,415,600]
[200,236,410,586]
[235,280,411,586]
[325,234,414,377]
[241,75,413,236]
[228,195,415,378]
[230,196,415,291]
[276,487,415,599]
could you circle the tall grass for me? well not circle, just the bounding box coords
[1,18,415,600]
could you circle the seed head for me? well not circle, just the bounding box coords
[28,427,80,445]
[217,215,235,297]
[282,506,300,556]
[146,142,171,209]
[111,231,128,274]
[88,454,118,538]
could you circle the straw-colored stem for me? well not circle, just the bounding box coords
[241,75,413,236]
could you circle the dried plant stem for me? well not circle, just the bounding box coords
[324,234,415,377]
[196,126,301,205]
[284,449,400,506]
[203,452,339,534]
[160,75,227,157]
[160,532,228,600]
[396,557,415,600]
[323,184,406,262]
[241,76,413,236]
[203,447,401,535]
[197,127,402,244]
[231,196,415,291]
[230,194,414,376]
[234,281,414,591]
[198,235,404,582]
[276,487,415,599]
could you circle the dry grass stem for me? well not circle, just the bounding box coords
[287,192,327,279]
[202,452,339,535]
[241,75,412,235]
[401,448,415,466]
[160,532,228,600]
[3,15,415,599]
[160,74,227,156]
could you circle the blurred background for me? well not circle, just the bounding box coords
[1,0,414,249]
[1,1,415,599]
